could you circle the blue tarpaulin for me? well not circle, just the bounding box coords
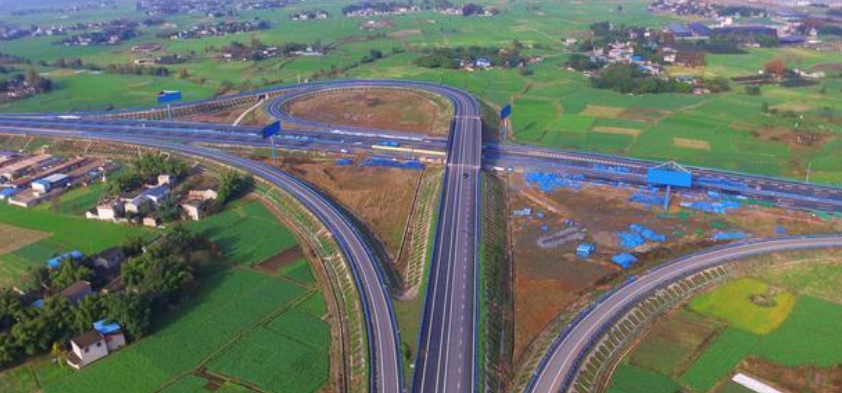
[335,158,353,166]
[576,242,595,258]
[611,253,638,269]
[525,172,581,192]
[682,200,741,214]
[630,224,666,242]
[363,158,424,170]
[617,231,646,249]
[712,231,747,241]
[94,319,122,335]
[47,250,84,269]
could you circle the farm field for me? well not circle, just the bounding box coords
[0,202,153,288]
[2,0,840,182]
[609,254,842,393]
[187,199,299,267]
[37,269,327,393]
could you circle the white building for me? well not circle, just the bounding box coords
[67,331,109,369]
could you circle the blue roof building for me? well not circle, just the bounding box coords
[47,250,84,269]
[666,23,691,37]
[0,188,18,200]
[688,23,711,37]
[93,320,122,335]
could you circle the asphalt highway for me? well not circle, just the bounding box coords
[526,235,842,393]
[3,80,842,393]
[0,128,404,393]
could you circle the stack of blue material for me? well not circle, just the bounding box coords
[611,253,638,269]
[617,231,646,249]
[629,192,664,207]
[335,158,353,166]
[576,243,595,258]
[525,172,581,192]
[630,224,666,242]
[592,164,630,174]
[712,231,747,241]
[683,200,741,214]
[363,158,424,170]
[513,208,532,217]
[698,176,748,189]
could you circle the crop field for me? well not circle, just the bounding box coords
[612,257,842,393]
[688,278,797,335]
[680,327,761,392]
[41,269,326,393]
[187,199,299,266]
[0,203,152,288]
[1,0,839,181]
[606,363,682,393]
[629,309,724,377]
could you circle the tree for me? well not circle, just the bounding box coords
[121,235,146,258]
[49,259,93,291]
[156,196,181,223]
[764,58,786,78]
[217,171,252,204]
[104,293,151,340]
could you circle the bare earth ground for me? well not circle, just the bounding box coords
[507,173,842,359]
[275,156,423,262]
[284,89,452,136]
[253,245,305,274]
[177,103,264,126]
[742,357,842,393]
[0,224,50,255]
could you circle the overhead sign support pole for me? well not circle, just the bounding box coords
[500,104,512,141]
[157,90,183,122]
[261,121,282,165]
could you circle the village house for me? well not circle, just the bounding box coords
[59,281,93,305]
[67,321,126,370]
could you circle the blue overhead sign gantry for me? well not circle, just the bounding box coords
[500,104,512,120]
[647,161,693,188]
[262,121,281,139]
[157,90,182,104]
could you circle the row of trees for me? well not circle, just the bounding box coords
[107,155,189,196]
[590,64,694,94]
[414,44,526,69]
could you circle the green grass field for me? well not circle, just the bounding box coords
[0,202,153,288]
[688,278,796,335]
[41,269,326,393]
[606,363,682,393]
[679,327,761,392]
[629,309,724,377]
[187,200,298,266]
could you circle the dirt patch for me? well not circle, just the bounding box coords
[593,126,641,137]
[284,89,451,136]
[177,102,263,126]
[619,107,671,122]
[581,105,626,119]
[253,245,304,274]
[753,127,832,149]
[673,137,711,150]
[389,29,422,38]
[0,224,50,255]
[742,357,842,393]
[770,102,815,112]
[809,63,842,73]
[276,158,423,261]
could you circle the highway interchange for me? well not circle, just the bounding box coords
[1,80,842,393]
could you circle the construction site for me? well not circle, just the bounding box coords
[502,164,842,360]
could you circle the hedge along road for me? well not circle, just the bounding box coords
[526,235,842,393]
